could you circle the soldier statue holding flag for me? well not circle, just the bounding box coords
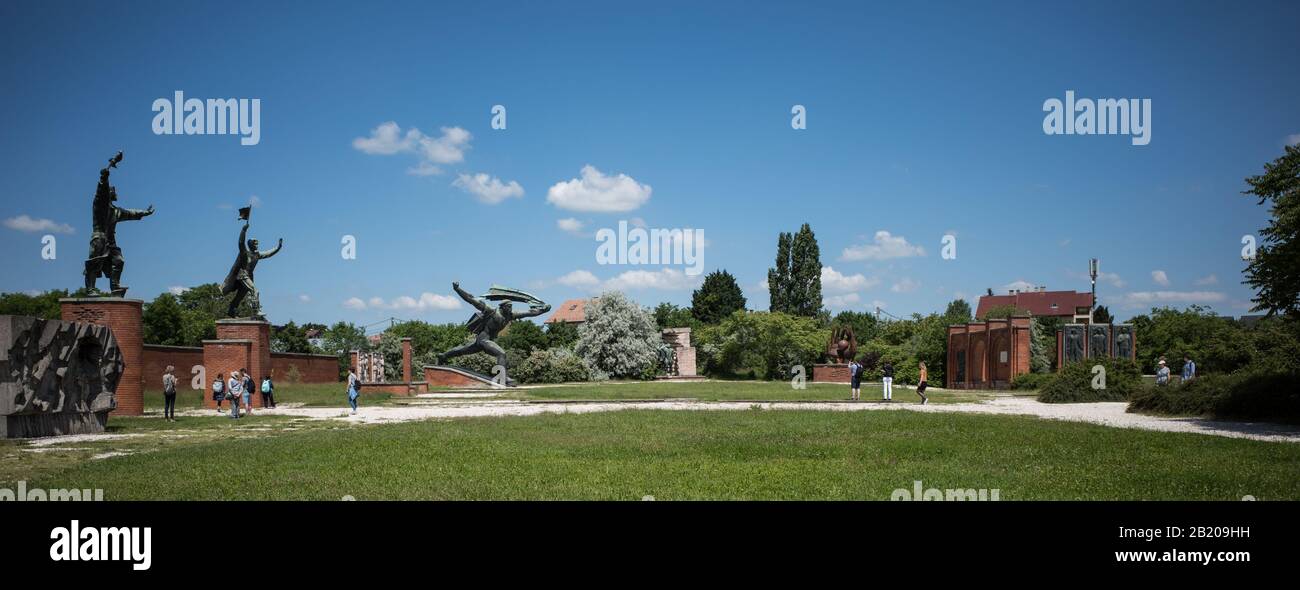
[221,206,282,318]
[84,151,154,296]
[436,282,551,384]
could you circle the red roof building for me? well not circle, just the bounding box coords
[975,288,1093,322]
[545,298,594,324]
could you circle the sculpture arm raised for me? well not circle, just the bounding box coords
[117,204,154,221]
[258,238,283,259]
[513,303,552,319]
[238,222,249,255]
[452,282,488,312]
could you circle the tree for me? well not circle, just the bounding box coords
[653,302,697,330]
[387,320,469,359]
[142,293,186,346]
[322,321,369,380]
[575,291,660,380]
[831,310,879,343]
[943,299,973,325]
[767,223,822,317]
[0,289,73,320]
[690,269,747,324]
[767,232,792,313]
[1243,144,1300,317]
[979,304,1021,320]
[272,321,313,353]
[701,311,828,380]
[545,321,580,350]
[499,320,548,355]
[1093,305,1113,324]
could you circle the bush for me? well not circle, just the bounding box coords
[513,348,591,384]
[1010,372,1053,391]
[698,310,828,380]
[1129,369,1300,423]
[575,291,661,380]
[1038,358,1143,403]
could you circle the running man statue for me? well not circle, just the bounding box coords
[221,210,282,318]
[436,282,551,383]
[84,151,154,296]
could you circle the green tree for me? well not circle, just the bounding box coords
[544,321,580,350]
[702,311,828,380]
[690,269,747,324]
[766,232,792,313]
[387,320,470,359]
[831,310,879,343]
[1093,305,1113,324]
[272,321,313,353]
[575,291,660,380]
[142,292,186,346]
[943,299,973,324]
[0,289,73,319]
[1243,144,1300,317]
[500,320,548,355]
[322,321,368,380]
[766,223,822,317]
[653,302,697,330]
[979,304,1021,320]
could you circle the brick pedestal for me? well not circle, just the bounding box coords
[60,298,144,416]
[812,363,851,383]
[401,338,412,383]
[202,319,271,409]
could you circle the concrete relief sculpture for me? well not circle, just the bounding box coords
[1113,324,1134,360]
[1,315,123,438]
[1089,324,1110,359]
[1064,324,1086,363]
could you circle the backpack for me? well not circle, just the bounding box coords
[261,379,272,393]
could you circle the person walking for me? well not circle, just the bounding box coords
[226,370,243,419]
[1155,358,1171,386]
[848,359,862,401]
[212,372,225,413]
[881,361,895,402]
[162,365,178,422]
[1181,355,1196,384]
[917,361,930,405]
[261,375,276,409]
[242,369,255,415]
[346,368,360,415]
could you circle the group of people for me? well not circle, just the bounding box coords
[207,369,277,419]
[846,360,929,405]
[1155,354,1197,386]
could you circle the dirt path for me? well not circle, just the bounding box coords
[188,397,1300,443]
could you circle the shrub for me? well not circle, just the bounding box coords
[513,348,591,384]
[700,310,828,380]
[1129,369,1300,423]
[1010,372,1053,391]
[1038,358,1143,403]
[575,291,661,380]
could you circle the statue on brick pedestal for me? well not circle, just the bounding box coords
[221,207,282,319]
[83,151,154,297]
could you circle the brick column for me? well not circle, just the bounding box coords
[214,319,271,408]
[60,298,144,416]
[401,338,412,383]
[201,339,251,409]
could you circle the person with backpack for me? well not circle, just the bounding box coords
[346,368,360,415]
[162,365,178,422]
[243,369,256,415]
[848,359,862,401]
[881,361,895,402]
[213,372,226,413]
[226,370,243,419]
[261,375,276,409]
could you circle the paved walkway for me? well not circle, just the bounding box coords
[195,396,1300,443]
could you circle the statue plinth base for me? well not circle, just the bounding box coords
[812,363,852,383]
[59,298,144,416]
[203,319,272,408]
[423,366,509,389]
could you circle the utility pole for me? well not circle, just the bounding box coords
[1089,258,1099,324]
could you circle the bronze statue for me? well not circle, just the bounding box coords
[84,151,154,296]
[221,209,282,318]
[826,325,858,364]
[435,283,550,384]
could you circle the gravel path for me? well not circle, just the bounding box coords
[198,397,1300,443]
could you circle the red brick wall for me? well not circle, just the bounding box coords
[141,346,337,390]
[424,366,496,388]
[812,363,851,383]
[202,340,250,408]
[270,352,338,384]
[61,298,144,416]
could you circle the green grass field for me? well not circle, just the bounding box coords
[503,380,1008,404]
[10,408,1299,500]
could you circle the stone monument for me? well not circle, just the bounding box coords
[659,327,698,378]
[83,151,154,298]
[1,315,123,437]
[433,283,550,386]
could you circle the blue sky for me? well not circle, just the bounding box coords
[2,0,1297,330]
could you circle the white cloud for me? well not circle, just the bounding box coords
[603,268,699,291]
[357,292,463,312]
[3,215,73,234]
[1000,279,1038,293]
[298,294,311,303]
[452,173,524,204]
[821,266,879,293]
[546,165,652,212]
[352,122,471,176]
[557,218,585,236]
[840,231,925,261]
[824,293,861,309]
[343,297,367,310]
[1194,274,1219,286]
[1099,272,1126,288]
[890,277,920,293]
[1151,270,1170,286]
[557,269,600,288]
[167,286,189,296]
[869,299,888,310]
[1119,290,1227,309]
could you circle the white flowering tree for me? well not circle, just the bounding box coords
[575,291,660,380]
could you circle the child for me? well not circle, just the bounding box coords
[917,361,929,405]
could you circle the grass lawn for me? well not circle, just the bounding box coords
[17,409,1300,500]
[505,380,1007,404]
